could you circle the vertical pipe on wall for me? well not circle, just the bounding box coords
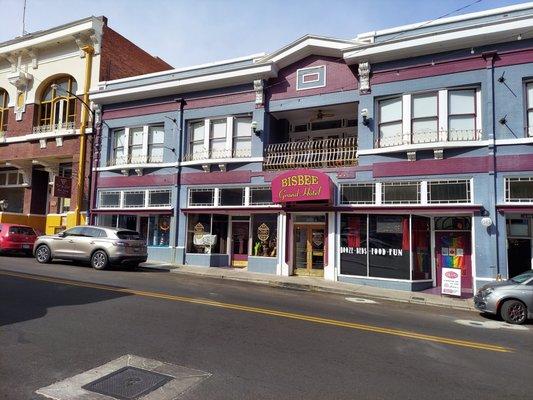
[175,98,186,264]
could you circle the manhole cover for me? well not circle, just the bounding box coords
[82,366,172,400]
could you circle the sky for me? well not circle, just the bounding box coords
[1,0,529,68]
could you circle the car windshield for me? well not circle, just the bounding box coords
[9,226,35,235]
[510,271,533,284]
[116,230,141,240]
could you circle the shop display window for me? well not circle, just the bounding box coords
[412,216,431,280]
[340,215,368,276]
[186,214,228,254]
[251,214,277,257]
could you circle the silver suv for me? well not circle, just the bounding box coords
[33,226,147,270]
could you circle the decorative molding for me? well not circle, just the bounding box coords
[407,151,416,162]
[358,61,371,94]
[120,169,129,176]
[26,48,38,69]
[434,149,444,160]
[55,137,63,147]
[201,164,210,172]
[33,160,59,184]
[39,139,47,149]
[7,69,32,121]
[73,30,99,57]
[5,161,32,186]
[218,163,227,172]
[134,168,143,176]
[254,79,264,107]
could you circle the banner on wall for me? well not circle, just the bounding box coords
[441,267,462,297]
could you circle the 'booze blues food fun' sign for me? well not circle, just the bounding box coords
[271,169,332,203]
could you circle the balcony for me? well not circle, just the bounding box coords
[183,147,252,162]
[107,154,164,167]
[264,136,357,171]
[33,122,76,134]
[378,129,482,148]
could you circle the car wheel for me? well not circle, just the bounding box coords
[501,299,528,325]
[91,250,109,270]
[35,245,52,264]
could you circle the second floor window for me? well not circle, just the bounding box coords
[412,93,438,143]
[448,89,476,140]
[0,89,8,132]
[39,76,78,128]
[378,97,402,147]
[187,116,252,160]
[110,125,165,165]
[527,82,533,137]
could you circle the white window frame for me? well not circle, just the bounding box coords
[427,179,472,204]
[188,188,216,207]
[98,188,173,209]
[110,124,165,166]
[148,189,172,207]
[340,183,375,205]
[526,81,533,137]
[377,95,403,147]
[381,181,421,204]
[505,177,533,203]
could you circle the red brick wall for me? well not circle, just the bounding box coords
[5,104,36,137]
[99,25,172,81]
[0,136,80,160]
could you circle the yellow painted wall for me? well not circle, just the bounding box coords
[0,213,46,234]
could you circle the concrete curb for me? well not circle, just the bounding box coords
[141,263,477,312]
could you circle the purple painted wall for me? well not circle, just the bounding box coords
[267,55,358,101]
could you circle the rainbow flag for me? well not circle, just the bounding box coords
[440,236,464,269]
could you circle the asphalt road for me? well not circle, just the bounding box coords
[0,255,532,400]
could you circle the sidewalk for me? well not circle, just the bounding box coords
[141,262,476,312]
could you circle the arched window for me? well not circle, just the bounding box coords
[0,89,8,132]
[39,76,78,128]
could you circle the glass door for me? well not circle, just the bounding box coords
[231,221,249,267]
[293,224,325,277]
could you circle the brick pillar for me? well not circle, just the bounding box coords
[22,187,32,214]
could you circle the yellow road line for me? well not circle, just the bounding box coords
[0,269,512,353]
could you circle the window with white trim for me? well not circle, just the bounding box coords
[340,184,374,204]
[378,97,403,147]
[219,188,245,206]
[110,125,165,166]
[210,119,227,158]
[382,181,420,204]
[233,117,252,157]
[0,171,24,187]
[123,191,145,208]
[188,188,215,206]
[250,186,272,205]
[99,191,121,208]
[148,189,171,207]
[506,177,533,203]
[412,92,438,143]
[98,188,172,209]
[527,82,533,137]
[189,121,205,160]
[448,89,476,140]
[427,180,471,204]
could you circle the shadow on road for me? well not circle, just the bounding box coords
[0,272,131,327]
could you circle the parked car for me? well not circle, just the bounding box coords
[33,226,147,270]
[0,223,38,255]
[474,270,533,324]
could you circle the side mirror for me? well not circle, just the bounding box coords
[57,231,66,238]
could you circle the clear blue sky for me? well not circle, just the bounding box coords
[2,0,529,68]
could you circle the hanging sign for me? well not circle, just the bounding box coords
[441,267,462,297]
[53,176,72,198]
[271,169,332,203]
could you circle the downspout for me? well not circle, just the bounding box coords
[484,51,500,277]
[75,45,94,226]
[175,98,186,264]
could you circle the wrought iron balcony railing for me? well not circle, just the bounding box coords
[183,147,252,162]
[378,129,483,148]
[107,154,164,167]
[264,136,357,171]
[33,122,76,134]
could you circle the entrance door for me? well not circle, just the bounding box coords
[507,239,531,278]
[231,221,249,267]
[435,231,472,293]
[293,224,325,277]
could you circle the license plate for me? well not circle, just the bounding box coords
[22,244,30,249]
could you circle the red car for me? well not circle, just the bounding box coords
[0,223,38,255]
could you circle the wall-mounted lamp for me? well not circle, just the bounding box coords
[361,108,370,126]
[251,120,261,136]
[499,115,507,125]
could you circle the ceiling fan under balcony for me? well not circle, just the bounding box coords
[310,109,335,121]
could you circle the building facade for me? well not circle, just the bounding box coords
[91,3,533,295]
[0,16,171,234]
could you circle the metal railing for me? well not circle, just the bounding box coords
[264,136,357,171]
[33,122,76,134]
[183,147,252,162]
[378,129,483,148]
[107,154,164,167]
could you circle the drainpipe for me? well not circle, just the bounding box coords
[483,51,500,277]
[74,45,94,226]
[175,98,187,264]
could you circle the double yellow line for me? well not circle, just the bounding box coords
[0,269,512,353]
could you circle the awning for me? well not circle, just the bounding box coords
[91,208,174,216]
[497,205,533,214]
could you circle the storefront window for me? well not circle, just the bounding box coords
[251,214,277,257]
[340,214,368,276]
[147,215,171,247]
[186,214,227,254]
[412,216,431,280]
[98,214,117,227]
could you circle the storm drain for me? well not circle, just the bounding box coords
[36,354,211,400]
[82,366,172,400]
